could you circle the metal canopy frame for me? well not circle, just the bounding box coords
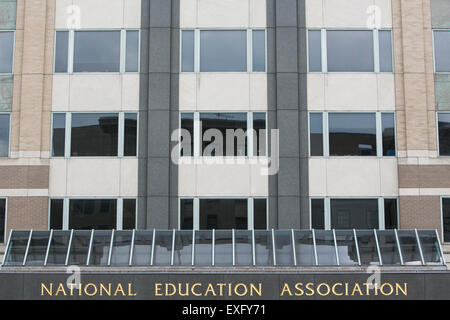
[2,229,446,268]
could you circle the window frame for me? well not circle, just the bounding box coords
[307,28,394,73]
[441,196,450,243]
[436,112,450,157]
[309,197,399,230]
[48,197,138,231]
[51,111,139,158]
[0,30,15,75]
[0,197,7,244]
[53,29,141,74]
[432,29,450,74]
[0,112,11,158]
[308,111,397,158]
[179,111,268,158]
[180,28,267,73]
[178,197,269,231]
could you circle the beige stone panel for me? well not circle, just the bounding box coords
[121,74,140,111]
[54,0,73,29]
[179,73,197,110]
[428,110,437,152]
[12,30,24,76]
[308,158,327,197]
[197,0,250,28]
[11,74,22,113]
[73,0,124,29]
[42,74,53,112]
[15,0,25,30]
[379,158,399,196]
[0,166,48,189]
[376,73,396,111]
[180,0,197,28]
[394,73,405,110]
[43,26,55,76]
[119,158,139,197]
[178,161,197,196]
[18,74,44,113]
[306,73,325,110]
[392,27,404,74]
[6,197,49,235]
[66,159,121,196]
[18,111,43,152]
[399,196,441,233]
[305,0,323,28]
[250,0,267,28]
[374,0,393,28]
[404,109,428,151]
[69,74,122,111]
[52,74,70,111]
[123,0,141,29]
[323,0,377,28]
[250,74,268,111]
[49,159,68,197]
[40,110,52,153]
[9,111,20,154]
[22,0,47,74]
[249,161,269,196]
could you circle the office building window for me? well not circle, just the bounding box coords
[443,198,450,243]
[51,112,138,158]
[311,199,325,229]
[438,113,450,156]
[180,198,268,230]
[49,199,63,230]
[122,199,136,230]
[0,199,5,243]
[308,29,393,72]
[180,112,266,157]
[181,29,266,72]
[0,31,14,73]
[0,114,10,157]
[384,198,398,229]
[55,30,140,73]
[434,30,450,72]
[309,112,396,157]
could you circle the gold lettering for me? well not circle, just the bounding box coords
[250,283,262,297]
[351,283,363,296]
[380,283,393,296]
[317,283,330,296]
[55,283,67,296]
[305,283,315,296]
[84,283,98,297]
[191,283,202,296]
[99,283,111,297]
[155,283,163,296]
[332,283,343,296]
[165,283,176,296]
[114,283,125,296]
[41,283,53,296]
[396,283,407,296]
[205,284,216,296]
[294,283,304,296]
[234,283,248,297]
[280,283,293,296]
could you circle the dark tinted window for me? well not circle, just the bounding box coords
[434,31,450,72]
[69,199,117,230]
[200,31,247,72]
[379,30,393,72]
[443,198,450,243]
[71,113,118,156]
[327,30,374,72]
[123,199,136,230]
[54,31,69,73]
[309,113,323,156]
[308,30,322,72]
[199,199,247,230]
[50,199,64,230]
[74,31,121,72]
[125,30,139,72]
[124,113,137,156]
[0,199,5,243]
[252,30,266,72]
[331,199,379,229]
[0,114,10,157]
[0,31,14,73]
[329,113,377,156]
[438,113,450,156]
[384,199,398,229]
[253,112,266,156]
[201,113,247,156]
[254,199,267,230]
[311,199,325,229]
[382,113,396,156]
[181,113,194,157]
[52,113,66,157]
[181,30,195,72]
[180,199,194,230]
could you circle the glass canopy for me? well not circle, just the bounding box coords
[2,229,445,267]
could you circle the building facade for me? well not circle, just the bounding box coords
[0,0,449,246]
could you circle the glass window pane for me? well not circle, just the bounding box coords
[123,199,136,230]
[252,30,266,72]
[335,230,359,266]
[311,199,325,229]
[214,230,232,266]
[382,113,396,156]
[125,30,139,72]
[46,230,71,266]
[438,113,450,156]
[180,199,194,230]
[153,230,173,266]
[88,230,112,266]
[54,31,69,73]
[384,199,398,229]
[0,32,14,73]
[327,30,374,72]
[397,230,422,265]
[331,199,379,229]
[253,112,266,156]
[124,113,137,157]
[67,230,92,266]
[310,113,323,156]
[315,230,337,266]
[329,113,377,156]
[4,231,30,266]
[274,231,294,266]
[200,199,247,230]
[71,113,118,157]
[254,199,267,230]
[173,230,193,266]
[444,198,450,243]
[200,30,247,72]
[235,230,253,266]
[74,31,121,72]
[52,113,66,157]
[308,30,322,72]
[355,230,380,266]
[379,30,393,72]
[0,199,5,243]
[181,30,195,72]
[110,230,133,266]
[254,230,274,266]
[132,230,153,266]
[434,31,450,72]
[181,113,194,157]
[294,231,315,266]
[50,199,64,230]
[69,199,117,230]
[0,114,10,157]
[376,230,401,265]
[194,230,212,266]
[417,230,443,264]
[24,231,50,266]
[201,113,247,157]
